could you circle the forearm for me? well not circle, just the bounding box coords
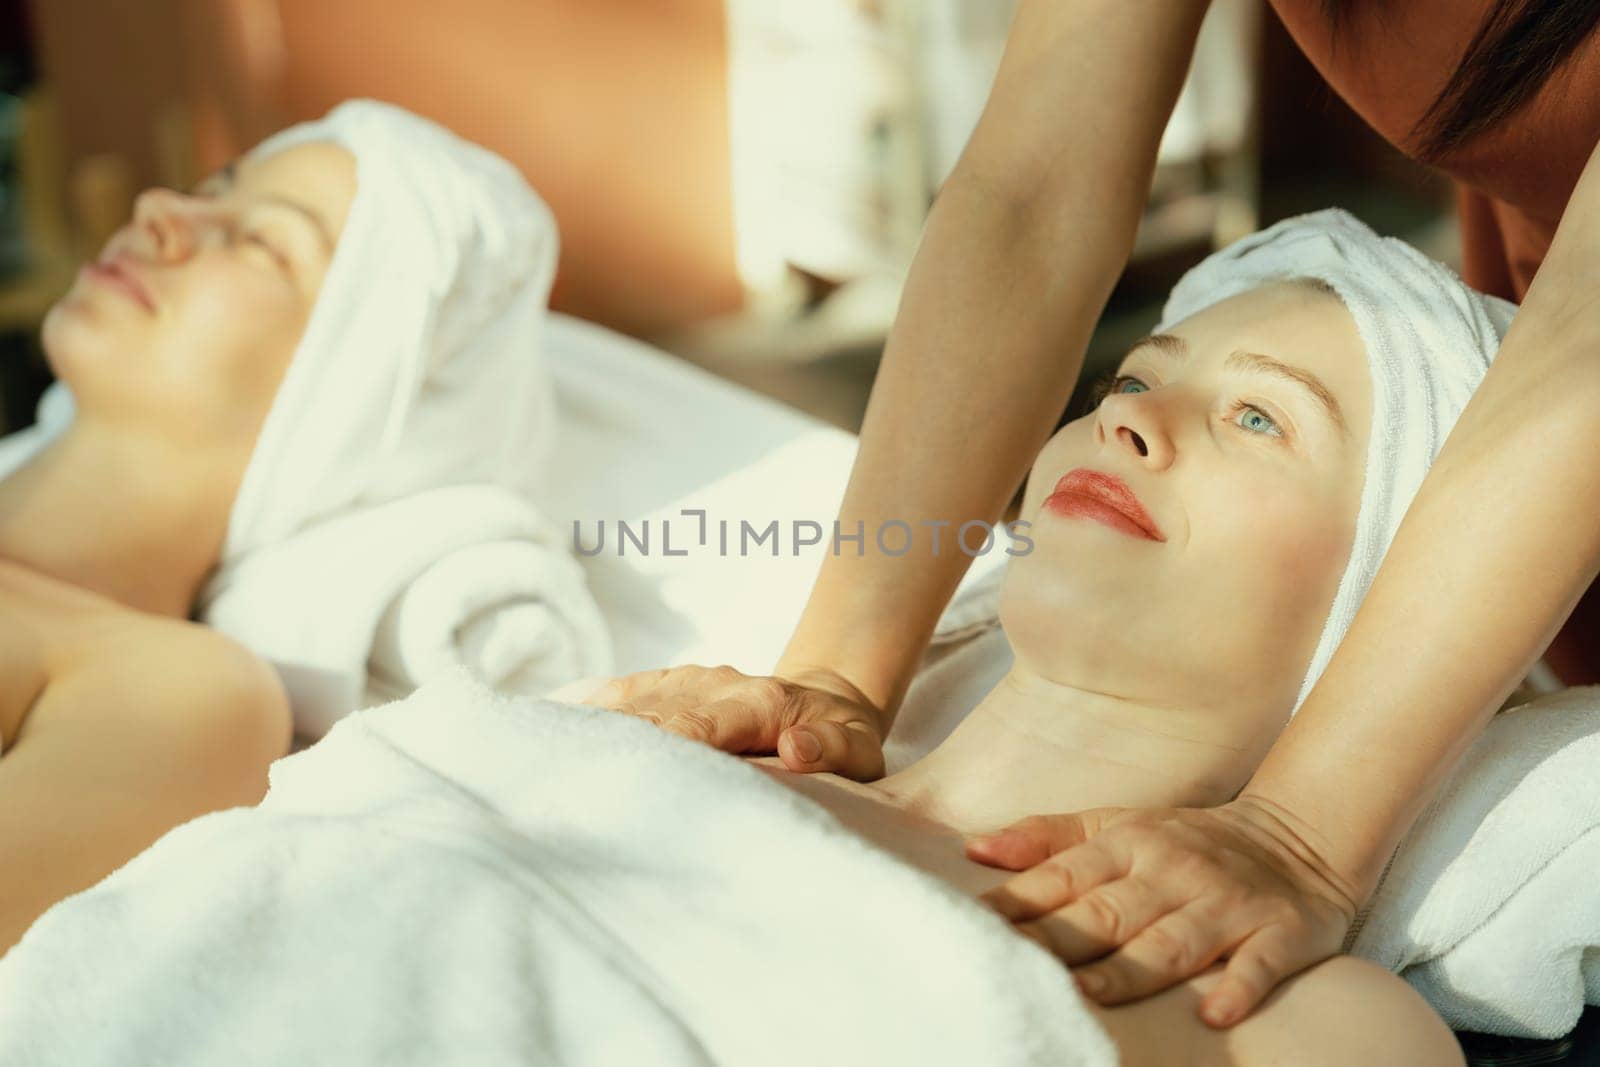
[1241,288,1600,899]
[778,0,1211,725]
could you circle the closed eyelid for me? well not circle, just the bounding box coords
[199,160,333,254]
[255,197,333,253]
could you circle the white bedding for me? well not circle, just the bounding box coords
[0,669,1116,1066]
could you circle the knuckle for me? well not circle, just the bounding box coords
[633,667,672,690]
[669,708,718,739]
[1235,943,1287,983]
[745,676,791,711]
[602,675,636,701]
[1082,894,1132,943]
[708,664,743,685]
[1040,862,1079,903]
[1232,961,1273,995]
[1138,925,1193,974]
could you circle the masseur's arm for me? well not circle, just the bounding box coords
[971,139,1600,1027]
[584,0,1213,777]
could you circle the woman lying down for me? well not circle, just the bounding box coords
[0,211,1508,1067]
[0,101,592,955]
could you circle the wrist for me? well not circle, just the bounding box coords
[1224,791,1367,916]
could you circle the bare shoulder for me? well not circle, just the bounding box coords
[0,558,135,749]
[1093,955,1463,1067]
[0,557,291,762]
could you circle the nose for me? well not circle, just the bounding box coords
[131,187,201,262]
[1094,388,1176,469]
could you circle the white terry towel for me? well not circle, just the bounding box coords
[1156,208,1517,717]
[0,101,610,733]
[196,99,608,732]
[220,99,564,554]
[0,669,1116,1067]
[199,484,613,738]
[1350,685,1600,1038]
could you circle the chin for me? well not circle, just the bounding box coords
[998,560,1121,657]
[39,299,146,416]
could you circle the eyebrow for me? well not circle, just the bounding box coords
[1123,333,1348,437]
[204,158,336,252]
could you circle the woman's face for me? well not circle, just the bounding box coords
[41,140,356,451]
[1001,281,1372,725]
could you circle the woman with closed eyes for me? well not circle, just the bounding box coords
[0,136,356,955]
[0,100,553,957]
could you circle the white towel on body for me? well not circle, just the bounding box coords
[0,669,1116,1067]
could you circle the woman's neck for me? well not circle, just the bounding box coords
[874,664,1273,836]
[0,417,239,617]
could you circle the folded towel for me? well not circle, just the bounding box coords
[1350,685,1600,1038]
[0,669,1115,1067]
[198,483,612,738]
[1155,209,1518,717]
[368,537,613,703]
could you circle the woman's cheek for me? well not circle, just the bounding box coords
[1245,485,1354,597]
[164,275,299,387]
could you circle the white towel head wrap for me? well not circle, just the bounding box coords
[1154,209,1517,718]
[221,98,560,560]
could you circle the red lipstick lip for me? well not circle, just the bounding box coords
[1043,468,1166,541]
[83,256,156,313]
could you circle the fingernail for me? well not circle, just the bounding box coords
[1203,999,1237,1027]
[790,730,821,763]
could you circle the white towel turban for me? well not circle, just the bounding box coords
[1154,209,1518,718]
[220,98,561,560]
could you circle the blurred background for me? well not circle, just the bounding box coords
[0,0,1456,437]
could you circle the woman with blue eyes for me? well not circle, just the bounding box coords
[1094,375,1286,439]
[595,0,1600,1027]
[572,261,1463,1064]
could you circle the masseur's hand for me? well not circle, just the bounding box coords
[568,664,889,780]
[967,798,1361,1028]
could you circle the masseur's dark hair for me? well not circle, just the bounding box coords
[1319,0,1600,162]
